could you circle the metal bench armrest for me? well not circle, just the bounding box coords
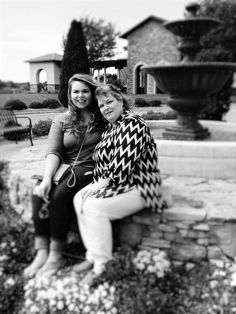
[16,116,32,128]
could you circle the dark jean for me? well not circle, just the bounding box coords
[32,165,93,241]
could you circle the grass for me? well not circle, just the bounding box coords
[0,93,59,108]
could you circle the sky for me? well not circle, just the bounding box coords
[0,0,189,83]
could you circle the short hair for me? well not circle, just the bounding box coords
[95,84,132,110]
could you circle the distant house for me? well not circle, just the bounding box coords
[26,53,62,93]
[120,15,180,95]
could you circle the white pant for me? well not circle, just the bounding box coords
[73,187,145,274]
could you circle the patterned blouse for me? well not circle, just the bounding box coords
[92,110,163,212]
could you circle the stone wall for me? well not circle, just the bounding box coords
[126,20,180,94]
[7,141,236,266]
[118,176,236,266]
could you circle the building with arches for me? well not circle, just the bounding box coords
[26,16,180,95]
[26,53,62,93]
[26,53,127,93]
[120,15,180,95]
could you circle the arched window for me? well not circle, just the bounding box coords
[134,64,147,94]
[37,69,47,93]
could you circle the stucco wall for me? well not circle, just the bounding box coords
[126,20,180,94]
[29,61,61,92]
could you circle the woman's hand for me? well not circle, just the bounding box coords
[33,177,52,202]
[80,178,110,202]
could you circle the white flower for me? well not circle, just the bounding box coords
[136,262,145,270]
[111,307,118,314]
[109,285,116,294]
[0,255,8,262]
[30,305,41,313]
[49,299,57,307]
[68,303,75,311]
[24,298,33,307]
[57,300,64,310]
[83,305,91,313]
[104,300,113,310]
[147,265,155,273]
[231,272,236,286]
[5,277,15,286]
[157,270,165,278]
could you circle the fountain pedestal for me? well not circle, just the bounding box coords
[163,103,210,140]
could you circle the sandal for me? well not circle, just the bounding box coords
[71,260,93,274]
[80,271,100,286]
[36,258,66,278]
[23,250,48,279]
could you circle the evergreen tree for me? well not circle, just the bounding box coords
[58,20,90,107]
[62,16,119,63]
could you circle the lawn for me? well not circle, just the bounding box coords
[0,93,59,108]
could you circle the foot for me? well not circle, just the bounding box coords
[72,260,93,274]
[36,258,66,278]
[24,249,48,278]
[80,271,100,286]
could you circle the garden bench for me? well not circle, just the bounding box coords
[0,108,33,145]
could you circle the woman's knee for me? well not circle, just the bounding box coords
[73,191,82,213]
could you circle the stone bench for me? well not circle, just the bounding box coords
[7,140,236,266]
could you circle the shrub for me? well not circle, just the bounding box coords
[165,109,178,120]
[29,101,47,109]
[141,110,166,120]
[42,98,61,109]
[146,99,161,107]
[33,119,52,137]
[0,87,13,94]
[4,99,27,110]
[134,98,148,107]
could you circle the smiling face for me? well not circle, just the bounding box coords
[97,93,124,124]
[70,80,92,110]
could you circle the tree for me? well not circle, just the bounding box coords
[62,16,119,63]
[197,0,236,120]
[58,20,90,107]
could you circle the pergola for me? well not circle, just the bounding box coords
[26,53,127,93]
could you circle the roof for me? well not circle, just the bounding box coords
[90,58,127,69]
[25,53,62,63]
[120,15,166,39]
[25,53,127,68]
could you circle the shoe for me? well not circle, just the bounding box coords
[23,250,48,279]
[24,264,43,279]
[80,271,100,286]
[71,260,93,274]
[36,258,66,278]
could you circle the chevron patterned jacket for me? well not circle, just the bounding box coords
[92,109,163,212]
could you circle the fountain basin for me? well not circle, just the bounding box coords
[142,63,236,140]
[142,63,236,112]
[164,18,221,38]
[147,120,236,179]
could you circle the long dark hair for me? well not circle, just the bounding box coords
[67,74,106,134]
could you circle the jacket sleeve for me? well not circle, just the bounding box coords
[102,117,147,184]
[46,114,64,161]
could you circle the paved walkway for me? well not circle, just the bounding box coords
[1,102,236,161]
[0,136,47,161]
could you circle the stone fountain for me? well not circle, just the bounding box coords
[142,2,236,141]
[140,2,236,180]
